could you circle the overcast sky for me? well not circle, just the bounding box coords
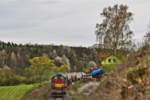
[0,0,149,46]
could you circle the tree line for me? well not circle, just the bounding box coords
[0,41,100,85]
[0,41,99,71]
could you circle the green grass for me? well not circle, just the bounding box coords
[102,64,118,72]
[0,84,38,100]
[74,95,84,100]
[145,55,150,61]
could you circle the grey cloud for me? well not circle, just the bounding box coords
[0,0,150,46]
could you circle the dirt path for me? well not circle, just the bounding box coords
[48,94,74,100]
[77,81,100,96]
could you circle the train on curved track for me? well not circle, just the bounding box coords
[50,67,105,99]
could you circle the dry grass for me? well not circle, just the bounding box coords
[86,47,150,100]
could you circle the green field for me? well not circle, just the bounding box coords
[0,84,37,100]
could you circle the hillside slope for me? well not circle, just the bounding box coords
[86,46,150,100]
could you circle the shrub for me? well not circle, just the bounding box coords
[0,68,27,86]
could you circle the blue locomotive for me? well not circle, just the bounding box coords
[90,67,105,78]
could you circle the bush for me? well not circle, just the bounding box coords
[0,68,27,86]
[24,56,69,83]
[127,67,146,84]
[102,64,118,72]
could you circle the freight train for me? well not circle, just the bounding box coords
[50,67,105,98]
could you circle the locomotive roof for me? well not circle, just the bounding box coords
[51,73,66,79]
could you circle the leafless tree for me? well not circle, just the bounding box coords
[96,4,133,54]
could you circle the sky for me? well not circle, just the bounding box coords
[0,0,149,47]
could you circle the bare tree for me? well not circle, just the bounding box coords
[144,32,150,45]
[0,50,8,67]
[10,51,17,67]
[96,4,133,54]
[144,23,150,45]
